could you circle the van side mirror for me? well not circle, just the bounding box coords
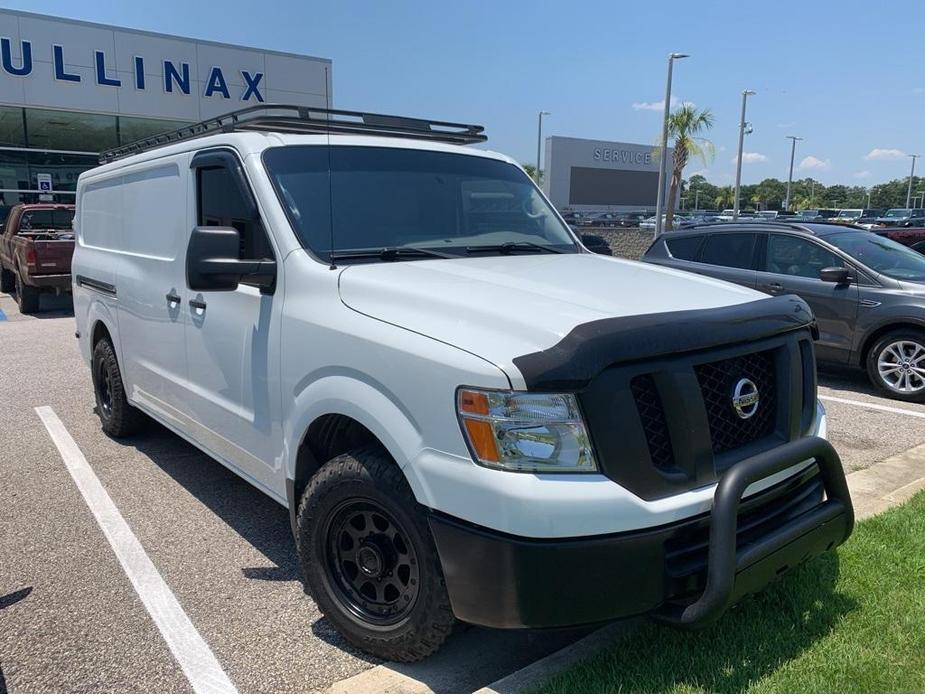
[186,226,276,292]
[819,266,851,285]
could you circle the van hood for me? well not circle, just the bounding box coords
[337,253,768,388]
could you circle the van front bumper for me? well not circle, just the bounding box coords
[429,436,853,630]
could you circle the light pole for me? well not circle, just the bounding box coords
[535,111,550,186]
[654,52,689,238]
[733,89,756,221]
[694,187,701,210]
[866,188,872,209]
[784,135,802,212]
[907,154,920,208]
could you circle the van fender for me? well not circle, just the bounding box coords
[285,370,425,486]
[85,300,122,372]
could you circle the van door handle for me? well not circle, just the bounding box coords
[189,298,207,311]
[165,292,180,305]
[763,282,784,293]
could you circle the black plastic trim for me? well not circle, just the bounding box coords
[656,436,852,627]
[428,439,852,630]
[512,295,814,391]
[75,274,116,297]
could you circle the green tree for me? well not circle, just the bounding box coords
[714,185,735,209]
[521,163,542,184]
[657,105,715,229]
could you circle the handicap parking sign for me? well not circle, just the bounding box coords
[37,173,53,193]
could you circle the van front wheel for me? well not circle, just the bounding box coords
[92,338,145,437]
[296,446,454,662]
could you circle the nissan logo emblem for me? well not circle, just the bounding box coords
[732,378,760,419]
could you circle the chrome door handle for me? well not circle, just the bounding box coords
[189,298,207,310]
[165,292,180,305]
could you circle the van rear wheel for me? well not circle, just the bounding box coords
[296,446,454,662]
[92,338,145,437]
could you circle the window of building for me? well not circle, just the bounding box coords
[0,106,25,146]
[25,108,117,152]
[118,116,190,145]
[197,166,273,262]
[699,233,757,269]
[27,151,98,192]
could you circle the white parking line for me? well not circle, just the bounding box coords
[35,406,238,694]
[819,395,925,420]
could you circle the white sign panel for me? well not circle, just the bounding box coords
[0,9,332,120]
[36,172,52,192]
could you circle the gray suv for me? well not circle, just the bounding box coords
[644,222,925,402]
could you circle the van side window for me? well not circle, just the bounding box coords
[197,166,273,261]
[765,234,843,279]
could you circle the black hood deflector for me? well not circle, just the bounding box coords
[512,294,815,391]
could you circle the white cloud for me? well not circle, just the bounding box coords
[731,152,768,165]
[688,168,709,177]
[631,96,694,111]
[853,170,872,179]
[864,148,906,161]
[798,155,831,171]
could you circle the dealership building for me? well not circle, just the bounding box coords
[0,8,332,208]
[542,135,671,213]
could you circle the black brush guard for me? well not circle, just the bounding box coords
[656,435,854,627]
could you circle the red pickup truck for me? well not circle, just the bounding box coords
[0,203,76,314]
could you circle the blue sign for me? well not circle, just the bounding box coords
[0,38,265,102]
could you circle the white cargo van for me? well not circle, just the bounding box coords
[72,106,853,662]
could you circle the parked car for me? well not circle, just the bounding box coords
[873,208,925,228]
[835,209,883,226]
[870,226,925,249]
[0,203,75,313]
[560,211,592,226]
[644,221,925,401]
[585,212,624,227]
[796,209,840,221]
[614,211,648,227]
[73,105,853,662]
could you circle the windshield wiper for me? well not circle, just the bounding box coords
[329,246,455,262]
[465,241,566,255]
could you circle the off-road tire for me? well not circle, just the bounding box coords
[865,329,925,403]
[14,273,39,314]
[92,338,145,437]
[0,267,13,293]
[296,445,454,662]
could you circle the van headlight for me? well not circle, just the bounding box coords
[456,388,597,472]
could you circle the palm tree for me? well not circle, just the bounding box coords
[659,105,715,229]
[714,186,735,209]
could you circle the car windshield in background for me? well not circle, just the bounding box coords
[262,146,578,262]
[827,231,925,282]
[20,209,74,230]
[884,209,911,218]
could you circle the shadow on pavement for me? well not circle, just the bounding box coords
[0,586,32,610]
[118,421,301,584]
[114,420,590,686]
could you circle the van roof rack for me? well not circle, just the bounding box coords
[99,104,488,163]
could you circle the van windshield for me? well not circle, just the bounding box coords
[262,146,578,262]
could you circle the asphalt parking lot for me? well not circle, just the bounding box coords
[3,292,925,693]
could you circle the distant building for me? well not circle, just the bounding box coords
[0,8,332,211]
[542,135,671,212]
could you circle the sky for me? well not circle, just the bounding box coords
[6,0,923,187]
